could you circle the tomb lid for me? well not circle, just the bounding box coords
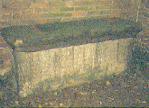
[1,18,142,52]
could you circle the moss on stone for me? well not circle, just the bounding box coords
[1,18,141,51]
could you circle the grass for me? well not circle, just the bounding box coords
[1,18,141,51]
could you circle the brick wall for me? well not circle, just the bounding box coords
[0,0,141,28]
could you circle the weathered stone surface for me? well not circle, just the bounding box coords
[14,38,133,97]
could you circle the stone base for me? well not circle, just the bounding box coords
[14,38,133,97]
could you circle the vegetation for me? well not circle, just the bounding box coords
[127,40,149,78]
[1,18,141,51]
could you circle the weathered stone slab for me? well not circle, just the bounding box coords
[14,38,133,97]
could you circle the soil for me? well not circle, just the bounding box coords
[0,69,148,107]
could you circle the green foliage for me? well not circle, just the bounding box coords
[127,41,149,76]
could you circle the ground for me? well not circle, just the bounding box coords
[0,68,148,107]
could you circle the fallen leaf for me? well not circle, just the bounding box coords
[142,101,147,104]
[59,103,63,106]
[106,81,111,86]
[108,97,115,101]
[99,101,102,105]
[92,90,97,94]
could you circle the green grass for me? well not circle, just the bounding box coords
[1,18,141,51]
